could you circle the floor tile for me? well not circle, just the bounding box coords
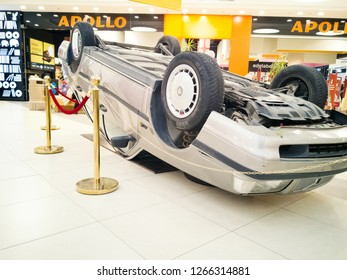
[284,192,347,230]
[102,160,153,181]
[174,187,279,231]
[65,180,168,220]
[235,209,347,259]
[24,152,93,175]
[254,192,310,208]
[41,165,95,193]
[102,202,229,259]
[131,171,207,200]
[0,223,142,260]
[0,175,60,206]
[335,171,347,181]
[177,232,286,260]
[0,161,37,181]
[0,147,19,164]
[315,178,347,201]
[0,195,95,249]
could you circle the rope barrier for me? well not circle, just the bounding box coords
[50,85,78,103]
[49,88,89,115]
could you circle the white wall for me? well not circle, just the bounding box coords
[94,30,164,48]
[276,38,347,53]
[250,36,347,65]
[95,30,125,43]
[124,31,164,47]
[287,52,336,65]
[216,39,230,66]
[250,37,277,59]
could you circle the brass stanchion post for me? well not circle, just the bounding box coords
[76,76,118,195]
[34,76,64,155]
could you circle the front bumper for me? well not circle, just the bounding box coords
[191,112,347,194]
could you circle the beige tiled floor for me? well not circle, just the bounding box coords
[1,101,347,260]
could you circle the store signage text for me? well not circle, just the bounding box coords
[0,11,24,101]
[291,20,347,34]
[58,15,127,29]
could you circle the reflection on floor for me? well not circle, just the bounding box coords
[1,101,347,260]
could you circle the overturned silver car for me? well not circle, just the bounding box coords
[59,22,347,195]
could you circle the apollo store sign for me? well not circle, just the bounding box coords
[0,11,24,101]
[22,12,164,32]
[252,16,347,38]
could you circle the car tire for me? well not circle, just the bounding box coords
[154,36,181,56]
[69,22,96,73]
[161,52,225,131]
[269,64,328,109]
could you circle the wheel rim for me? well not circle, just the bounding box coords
[71,29,82,60]
[166,64,199,119]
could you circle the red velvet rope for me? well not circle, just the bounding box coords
[51,85,78,103]
[49,89,89,115]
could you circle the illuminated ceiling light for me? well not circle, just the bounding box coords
[287,19,292,22]
[153,16,158,19]
[340,20,346,23]
[134,15,139,19]
[317,12,324,16]
[128,7,134,12]
[34,24,39,26]
[25,20,30,23]
[131,27,157,32]
[297,11,304,15]
[149,8,155,13]
[239,10,245,15]
[38,6,44,10]
[103,15,108,18]
[253,28,280,34]
[20,5,26,9]
[316,30,344,36]
[253,18,258,21]
[259,10,265,15]
[53,14,58,17]
[36,13,42,17]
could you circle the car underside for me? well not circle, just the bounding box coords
[59,22,347,195]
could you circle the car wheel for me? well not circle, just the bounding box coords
[269,64,328,109]
[161,52,225,131]
[69,22,96,73]
[154,36,181,56]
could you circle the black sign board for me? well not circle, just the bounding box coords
[0,11,24,101]
[248,61,274,72]
[22,12,164,32]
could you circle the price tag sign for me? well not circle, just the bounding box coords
[0,11,24,100]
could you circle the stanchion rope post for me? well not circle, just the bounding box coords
[34,76,64,155]
[76,76,119,195]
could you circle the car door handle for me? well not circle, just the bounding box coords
[100,104,107,112]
